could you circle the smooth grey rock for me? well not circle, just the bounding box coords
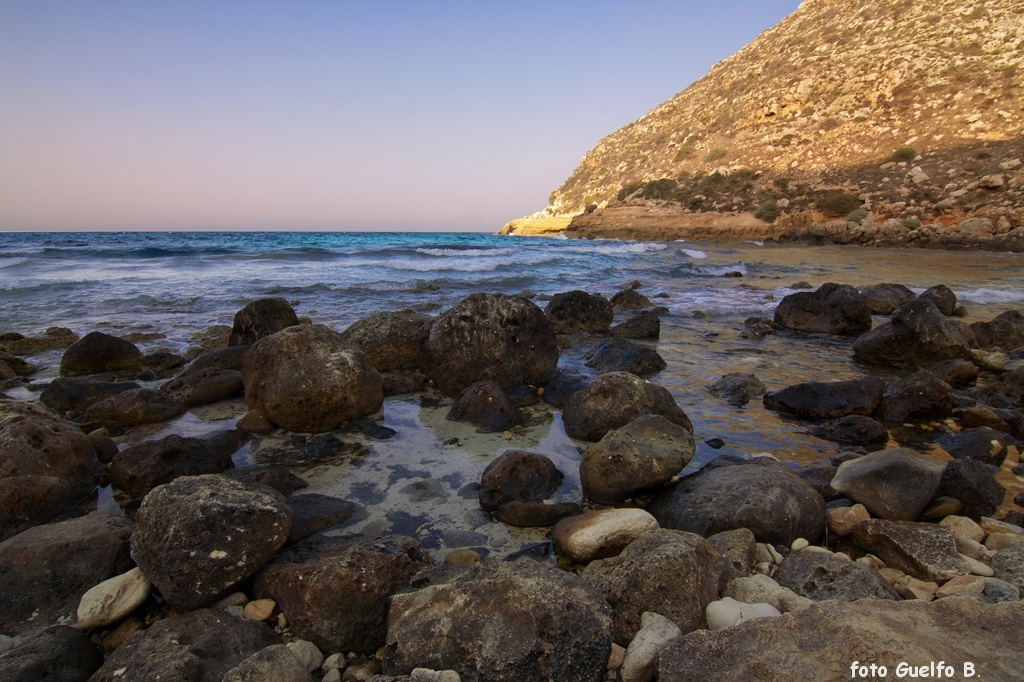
[829,448,946,521]
[222,644,314,682]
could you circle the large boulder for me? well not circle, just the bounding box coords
[38,377,141,417]
[0,402,102,541]
[418,293,559,395]
[253,535,431,654]
[447,380,519,432]
[563,372,692,442]
[859,283,915,315]
[0,512,133,636]
[80,387,186,426]
[853,298,974,369]
[109,432,243,506]
[773,550,900,601]
[850,519,969,582]
[242,324,382,432]
[131,475,292,610]
[970,310,1024,350]
[935,426,1017,467]
[0,625,102,682]
[88,609,278,682]
[935,458,1006,520]
[583,338,666,377]
[545,290,614,334]
[58,331,142,377]
[186,345,251,372]
[338,309,432,371]
[580,414,694,504]
[773,283,871,335]
[221,644,314,682]
[927,358,979,387]
[762,376,886,420]
[918,284,958,316]
[608,310,660,339]
[581,529,722,644]
[383,560,613,682]
[648,457,826,547]
[829,448,946,521]
[658,598,1024,681]
[874,370,954,422]
[160,367,244,407]
[228,297,299,346]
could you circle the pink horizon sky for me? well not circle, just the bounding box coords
[0,1,802,232]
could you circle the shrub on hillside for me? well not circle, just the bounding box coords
[816,193,862,217]
[705,148,727,162]
[891,145,917,163]
[755,200,781,224]
[846,208,869,223]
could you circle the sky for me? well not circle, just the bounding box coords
[0,1,803,232]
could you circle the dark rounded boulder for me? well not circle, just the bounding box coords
[874,370,954,423]
[936,426,1017,467]
[540,369,589,408]
[383,560,613,682]
[109,432,243,507]
[853,298,973,370]
[242,324,383,432]
[762,376,886,420]
[774,550,900,601]
[339,309,432,372]
[583,337,666,377]
[254,534,431,654]
[927,358,979,387]
[161,367,244,407]
[918,284,958,316]
[131,474,292,610]
[88,609,278,682]
[478,450,563,514]
[38,377,141,417]
[829,448,946,522]
[493,500,582,527]
[563,372,692,442]
[545,290,614,334]
[447,380,519,432]
[610,289,654,309]
[186,344,251,372]
[935,458,1005,521]
[580,529,722,643]
[860,283,916,315]
[228,297,299,346]
[580,414,694,504]
[648,457,826,546]
[970,310,1024,351]
[0,402,102,542]
[81,387,186,426]
[809,414,889,446]
[608,310,661,339]
[418,293,559,395]
[0,625,102,682]
[58,331,143,377]
[773,282,871,335]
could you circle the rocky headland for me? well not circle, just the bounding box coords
[504,0,1024,248]
[1,283,1023,681]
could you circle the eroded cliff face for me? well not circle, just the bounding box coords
[545,0,1024,226]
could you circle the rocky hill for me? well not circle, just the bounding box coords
[521,0,1024,246]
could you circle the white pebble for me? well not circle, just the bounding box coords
[790,538,809,551]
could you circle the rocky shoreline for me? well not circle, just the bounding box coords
[1,284,1024,681]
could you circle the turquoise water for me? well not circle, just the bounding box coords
[3,231,1023,554]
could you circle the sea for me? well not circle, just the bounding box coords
[3,231,1024,555]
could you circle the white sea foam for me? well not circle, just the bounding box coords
[681,249,708,260]
[415,247,516,257]
[698,263,748,277]
[0,257,26,268]
[957,288,1024,305]
[562,242,669,256]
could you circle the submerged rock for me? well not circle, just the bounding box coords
[447,380,519,432]
[583,338,666,377]
[383,560,613,682]
[762,376,886,419]
[706,373,766,406]
[478,450,563,515]
[808,414,889,446]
